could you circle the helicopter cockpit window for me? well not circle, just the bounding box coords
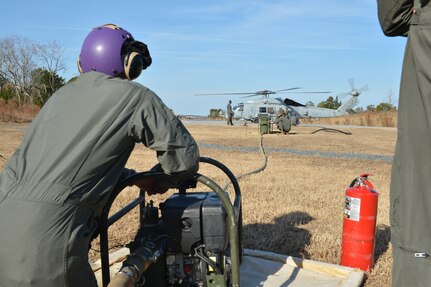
[259,107,267,113]
[268,107,275,114]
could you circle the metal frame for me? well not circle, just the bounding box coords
[95,157,242,287]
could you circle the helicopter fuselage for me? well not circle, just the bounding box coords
[233,95,358,122]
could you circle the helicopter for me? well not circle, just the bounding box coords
[195,80,367,123]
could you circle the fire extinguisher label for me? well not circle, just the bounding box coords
[344,196,361,221]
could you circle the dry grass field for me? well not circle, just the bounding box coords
[0,101,39,123]
[0,120,395,286]
[302,111,397,128]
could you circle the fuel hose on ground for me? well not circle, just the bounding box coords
[222,134,267,191]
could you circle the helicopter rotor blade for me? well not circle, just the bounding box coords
[358,85,369,93]
[349,78,355,90]
[194,87,331,97]
[274,87,302,93]
[241,94,261,98]
[285,91,332,94]
[194,92,257,96]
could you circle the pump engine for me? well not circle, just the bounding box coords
[134,192,231,287]
[97,157,242,287]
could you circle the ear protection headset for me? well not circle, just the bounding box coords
[122,39,152,80]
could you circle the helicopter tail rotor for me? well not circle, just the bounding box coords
[342,78,368,98]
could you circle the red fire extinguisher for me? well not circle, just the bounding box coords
[340,173,379,271]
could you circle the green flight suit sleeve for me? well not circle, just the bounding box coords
[377,0,414,36]
[128,88,199,180]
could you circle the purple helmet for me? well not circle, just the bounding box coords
[78,24,132,76]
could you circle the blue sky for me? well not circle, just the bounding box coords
[1,0,407,115]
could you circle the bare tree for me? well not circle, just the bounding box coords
[0,36,66,107]
[33,41,66,94]
[387,88,398,106]
[0,36,36,105]
[31,41,66,106]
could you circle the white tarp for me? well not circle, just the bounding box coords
[241,249,364,287]
[92,248,364,287]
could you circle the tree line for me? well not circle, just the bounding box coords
[306,96,397,112]
[0,36,68,107]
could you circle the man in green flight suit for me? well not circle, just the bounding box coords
[227,100,234,125]
[0,24,199,287]
[274,108,291,134]
[377,1,431,286]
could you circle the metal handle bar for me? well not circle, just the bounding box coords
[99,171,164,287]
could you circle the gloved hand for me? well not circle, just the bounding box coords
[134,176,169,195]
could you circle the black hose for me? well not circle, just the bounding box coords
[311,127,352,135]
[194,245,222,274]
